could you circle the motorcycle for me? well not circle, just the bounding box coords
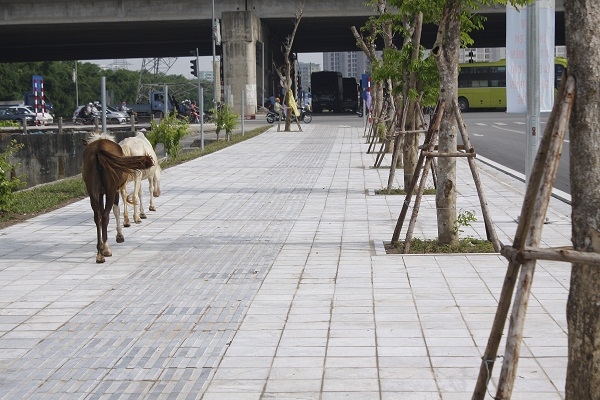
[266,107,312,124]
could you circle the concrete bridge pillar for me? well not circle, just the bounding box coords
[221,11,266,118]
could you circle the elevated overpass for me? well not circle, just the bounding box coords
[0,0,565,115]
[0,0,564,62]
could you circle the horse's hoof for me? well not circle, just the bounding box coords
[149,206,156,212]
[96,255,105,263]
[124,221,131,228]
[140,213,147,219]
[116,234,125,243]
[103,249,112,257]
[134,219,142,224]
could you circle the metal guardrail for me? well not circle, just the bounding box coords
[0,116,150,135]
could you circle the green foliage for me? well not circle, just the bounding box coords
[453,209,477,234]
[375,121,387,140]
[147,112,189,159]
[373,46,439,107]
[0,140,25,210]
[0,121,20,128]
[210,104,239,140]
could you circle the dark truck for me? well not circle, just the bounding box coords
[341,77,359,113]
[310,71,342,113]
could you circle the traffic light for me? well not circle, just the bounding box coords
[190,59,198,77]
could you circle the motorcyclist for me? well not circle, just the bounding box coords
[274,97,282,121]
[77,103,94,123]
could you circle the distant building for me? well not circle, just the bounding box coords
[297,62,321,92]
[323,51,376,81]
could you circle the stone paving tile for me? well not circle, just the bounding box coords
[0,124,571,399]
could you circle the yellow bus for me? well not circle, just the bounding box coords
[457,57,567,112]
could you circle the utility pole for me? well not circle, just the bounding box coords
[525,1,540,185]
[212,0,217,106]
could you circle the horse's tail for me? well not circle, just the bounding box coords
[96,149,154,184]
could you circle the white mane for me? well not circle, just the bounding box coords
[87,132,116,144]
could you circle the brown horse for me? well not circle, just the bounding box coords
[82,133,154,263]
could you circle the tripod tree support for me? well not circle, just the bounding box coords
[471,75,576,400]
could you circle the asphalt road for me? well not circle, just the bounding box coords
[461,111,570,195]
[301,111,571,195]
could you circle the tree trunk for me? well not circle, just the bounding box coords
[403,12,424,189]
[432,0,460,244]
[403,109,420,188]
[565,0,600,398]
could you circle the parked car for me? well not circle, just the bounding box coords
[106,105,131,124]
[72,105,130,124]
[0,106,35,125]
[0,105,52,125]
[23,105,53,124]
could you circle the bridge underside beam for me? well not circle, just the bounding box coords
[0,13,564,63]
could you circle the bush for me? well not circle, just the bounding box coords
[210,104,239,140]
[147,111,189,159]
[0,121,20,128]
[0,140,25,210]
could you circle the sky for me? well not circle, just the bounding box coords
[89,52,323,78]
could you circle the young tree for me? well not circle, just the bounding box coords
[273,4,303,132]
[564,0,600,397]
[354,0,501,243]
[428,0,528,244]
[351,0,394,139]
[430,0,463,244]
[377,0,440,190]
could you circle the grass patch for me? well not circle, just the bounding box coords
[375,187,436,195]
[0,177,88,227]
[0,126,270,229]
[386,237,496,254]
[160,126,270,168]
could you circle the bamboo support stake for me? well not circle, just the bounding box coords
[387,97,417,193]
[403,148,436,253]
[365,114,376,141]
[422,152,475,158]
[453,101,501,252]
[367,99,390,151]
[402,103,440,251]
[495,75,575,399]
[391,100,445,245]
[501,246,600,265]
[471,75,575,399]
[367,123,379,153]
[374,113,398,168]
[374,136,389,168]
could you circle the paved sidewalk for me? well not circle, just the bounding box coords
[0,124,571,399]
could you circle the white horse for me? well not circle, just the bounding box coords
[114,131,161,233]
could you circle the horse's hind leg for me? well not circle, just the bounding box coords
[147,177,156,212]
[113,204,124,243]
[132,175,142,223]
[120,185,131,228]
[139,180,147,219]
[101,196,113,258]
[91,196,106,263]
